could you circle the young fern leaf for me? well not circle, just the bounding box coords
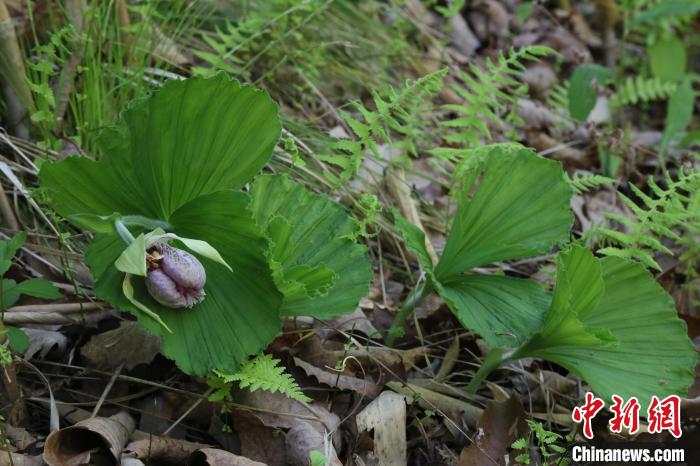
[597,169,699,270]
[610,76,677,108]
[320,68,447,183]
[215,354,311,403]
[568,172,618,194]
[437,46,555,158]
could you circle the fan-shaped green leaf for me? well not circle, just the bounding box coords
[434,147,573,281]
[513,246,696,407]
[86,191,282,376]
[250,174,371,318]
[40,74,281,222]
[436,275,550,348]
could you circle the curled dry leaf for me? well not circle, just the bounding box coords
[457,396,528,466]
[285,421,342,466]
[123,436,210,464]
[81,321,162,371]
[293,357,381,398]
[43,411,135,466]
[188,448,268,466]
[356,391,406,466]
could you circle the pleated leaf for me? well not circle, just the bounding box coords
[86,191,282,376]
[40,74,281,222]
[250,174,371,318]
[514,246,697,407]
[434,147,573,281]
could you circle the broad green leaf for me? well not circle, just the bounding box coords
[86,191,282,375]
[568,65,612,121]
[115,233,147,276]
[0,232,26,275]
[513,247,696,407]
[648,37,687,82]
[6,326,28,353]
[250,174,371,318]
[8,279,63,300]
[434,147,573,281]
[661,78,695,154]
[436,274,550,348]
[40,75,282,223]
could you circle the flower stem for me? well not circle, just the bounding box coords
[386,279,433,346]
[466,347,511,393]
[115,219,135,244]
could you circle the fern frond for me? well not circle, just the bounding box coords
[610,76,677,107]
[321,68,447,183]
[438,46,556,150]
[597,169,700,270]
[568,172,618,193]
[214,354,311,402]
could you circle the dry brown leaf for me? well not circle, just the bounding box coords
[44,411,135,466]
[325,307,379,339]
[188,448,268,466]
[234,388,341,449]
[233,410,287,466]
[356,391,406,466]
[0,452,42,466]
[285,421,342,466]
[458,396,528,466]
[123,436,210,464]
[293,357,381,398]
[81,321,162,371]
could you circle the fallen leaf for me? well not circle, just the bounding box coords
[0,453,42,466]
[234,388,341,450]
[22,328,67,360]
[44,411,135,466]
[293,357,381,398]
[356,391,406,466]
[81,321,162,371]
[123,436,210,464]
[285,421,342,466]
[188,448,268,466]
[458,397,528,466]
[233,410,287,466]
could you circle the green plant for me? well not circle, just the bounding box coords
[568,172,617,194]
[210,354,310,403]
[39,75,371,375]
[511,420,570,466]
[435,46,555,156]
[597,169,700,270]
[319,68,447,184]
[0,233,62,362]
[390,144,696,407]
